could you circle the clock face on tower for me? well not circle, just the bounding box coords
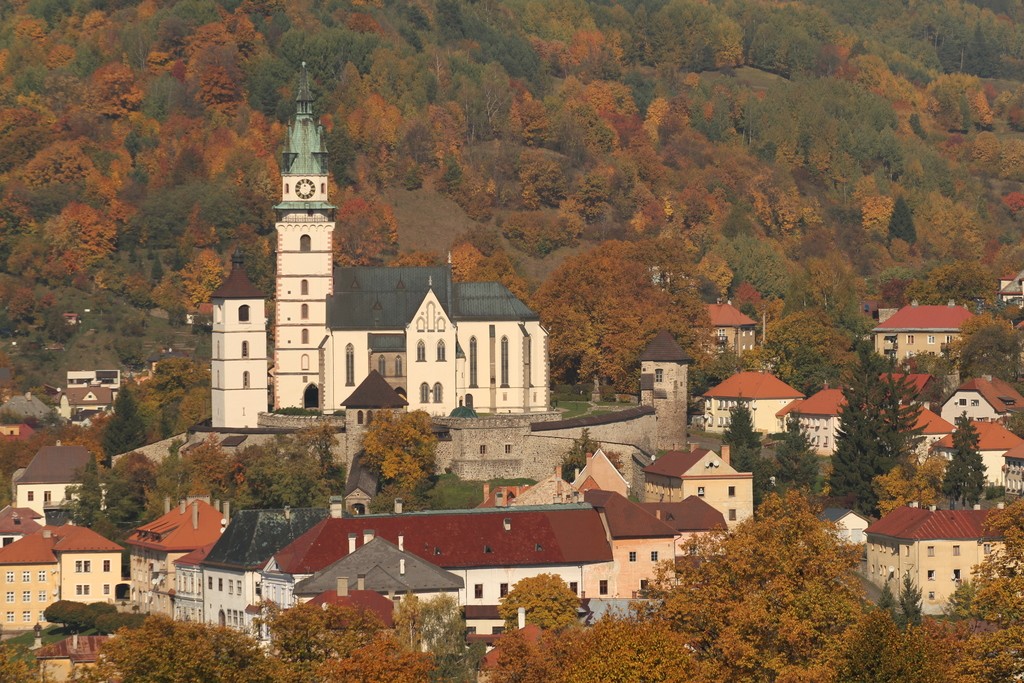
[295,178,315,199]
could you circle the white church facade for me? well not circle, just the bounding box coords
[212,66,549,429]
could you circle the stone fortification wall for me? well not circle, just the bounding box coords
[257,413,346,429]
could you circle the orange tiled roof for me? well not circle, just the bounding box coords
[933,421,1023,451]
[125,499,225,552]
[866,506,996,541]
[953,377,1024,414]
[777,388,844,418]
[707,303,756,327]
[915,408,954,435]
[704,371,803,400]
[0,526,121,565]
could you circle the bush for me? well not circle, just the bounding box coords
[44,601,93,632]
[273,407,320,416]
[95,612,146,634]
[985,485,1006,500]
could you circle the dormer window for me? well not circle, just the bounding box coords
[484,545,493,553]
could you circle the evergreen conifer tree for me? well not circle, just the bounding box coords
[724,402,775,504]
[151,256,164,283]
[102,388,147,465]
[888,196,916,244]
[878,580,897,620]
[942,413,985,509]
[775,416,819,490]
[831,346,922,515]
[896,572,923,628]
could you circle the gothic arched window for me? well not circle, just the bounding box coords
[436,340,446,362]
[500,336,509,387]
[301,354,310,371]
[345,344,355,386]
[301,304,309,320]
[417,341,426,362]
[241,341,249,358]
[469,337,478,388]
[238,305,250,323]
[433,383,443,403]
[301,279,309,295]
[395,356,403,377]
[420,383,430,403]
[242,371,250,389]
[301,329,309,344]
[299,234,311,252]
[378,355,386,376]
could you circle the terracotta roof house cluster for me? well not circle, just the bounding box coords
[872,302,974,361]
[933,420,1022,487]
[865,505,1002,615]
[702,371,804,434]
[641,446,752,529]
[941,376,1024,425]
[776,387,845,455]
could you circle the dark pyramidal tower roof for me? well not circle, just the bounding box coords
[639,330,691,362]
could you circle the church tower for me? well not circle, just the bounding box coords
[212,251,268,428]
[274,63,336,410]
[639,330,691,452]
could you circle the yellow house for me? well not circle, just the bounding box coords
[873,302,974,361]
[0,525,122,631]
[642,446,753,528]
[703,371,804,434]
[865,505,1002,615]
[35,634,108,682]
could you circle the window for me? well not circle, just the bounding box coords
[984,543,992,555]
[655,368,663,382]
[301,303,309,320]
[208,577,213,590]
[37,571,45,582]
[953,545,961,556]
[499,583,509,597]
[569,582,578,595]
[357,411,364,425]
[301,354,310,371]
[504,444,512,454]
[420,383,430,403]
[299,234,311,252]
[417,341,426,362]
[75,561,91,573]
[21,611,30,622]
[26,492,33,502]
[395,356,403,376]
[959,398,967,406]
[218,579,224,592]
[927,570,935,581]
[300,279,309,295]
[500,336,509,386]
[907,334,915,344]
[229,581,234,595]
[728,486,736,497]
[75,585,90,596]
[469,337,478,387]
[437,340,446,362]
[928,591,935,600]
[345,344,355,386]
[650,551,659,562]
[970,400,979,407]
[697,486,705,497]
[378,355,386,376]
[480,445,487,455]
[103,584,110,595]
[474,584,483,599]
[4,613,11,623]
[238,305,250,323]
[729,509,737,521]
[629,552,637,562]
[4,573,12,583]
[927,546,935,557]
[20,572,28,583]
[21,592,29,602]
[242,371,250,389]
[433,383,443,403]
[599,580,608,596]
[43,491,51,503]
[3,593,11,604]
[37,591,46,603]
[953,569,962,581]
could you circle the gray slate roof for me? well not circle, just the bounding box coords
[294,537,463,597]
[327,266,538,331]
[639,330,691,362]
[341,370,407,409]
[345,451,379,497]
[202,508,329,571]
[17,446,91,484]
[0,394,52,420]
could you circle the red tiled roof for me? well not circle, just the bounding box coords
[0,526,121,565]
[873,304,974,331]
[308,589,395,627]
[707,303,756,327]
[915,408,954,435]
[882,373,934,396]
[865,506,997,540]
[704,371,803,400]
[174,543,216,567]
[125,500,225,552]
[211,257,262,299]
[0,424,35,441]
[0,506,43,536]
[643,449,710,478]
[273,508,613,575]
[639,497,727,532]
[953,377,1024,414]
[777,388,844,418]
[481,624,544,669]
[583,490,677,539]
[35,635,109,663]
[933,421,1023,451]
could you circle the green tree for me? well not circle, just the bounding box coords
[498,574,579,631]
[956,317,1023,382]
[942,413,985,509]
[560,429,599,483]
[878,581,897,619]
[233,438,332,510]
[831,348,922,515]
[774,416,819,490]
[745,309,853,394]
[102,387,146,463]
[422,594,482,682]
[888,196,916,244]
[896,572,923,628]
[724,402,774,504]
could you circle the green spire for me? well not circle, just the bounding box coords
[282,62,328,176]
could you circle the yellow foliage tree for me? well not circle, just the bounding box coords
[180,249,226,308]
[498,573,579,631]
[361,410,437,490]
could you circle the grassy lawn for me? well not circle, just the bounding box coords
[426,474,537,510]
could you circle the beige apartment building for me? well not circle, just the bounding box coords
[873,302,974,361]
[707,302,757,356]
[642,446,753,528]
[865,506,1001,615]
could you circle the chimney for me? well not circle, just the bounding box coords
[54,439,59,446]
[503,517,511,532]
[394,498,403,515]
[191,500,199,530]
[998,502,1006,509]
[483,483,490,501]
[495,491,505,508]
[720,445,731,466]
[214,499,220,513]
[284,505,291,521]
[909,501,919,508]
[655,509,662,520]
[42,530,51,539]
[72,633,78,650]
[983,374,993,382]
[357,574,365,591]
[948,299,955,307]
[586,452,594,463]
[363,529,374,544]
[347,533,357,554]
[574,468,580,481]
[400,558,406,576]
[222,500,230,521]
[329,496,344,518]
[180,500,186,514]
[517,607,526,630]
[973,504,982,510]
[337,577,349,597]
[929,505,937,512]
[555,465,562,480]
[164,497,171,514]
[398,534,404,551]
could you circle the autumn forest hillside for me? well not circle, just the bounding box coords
[4,0,1024,396]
